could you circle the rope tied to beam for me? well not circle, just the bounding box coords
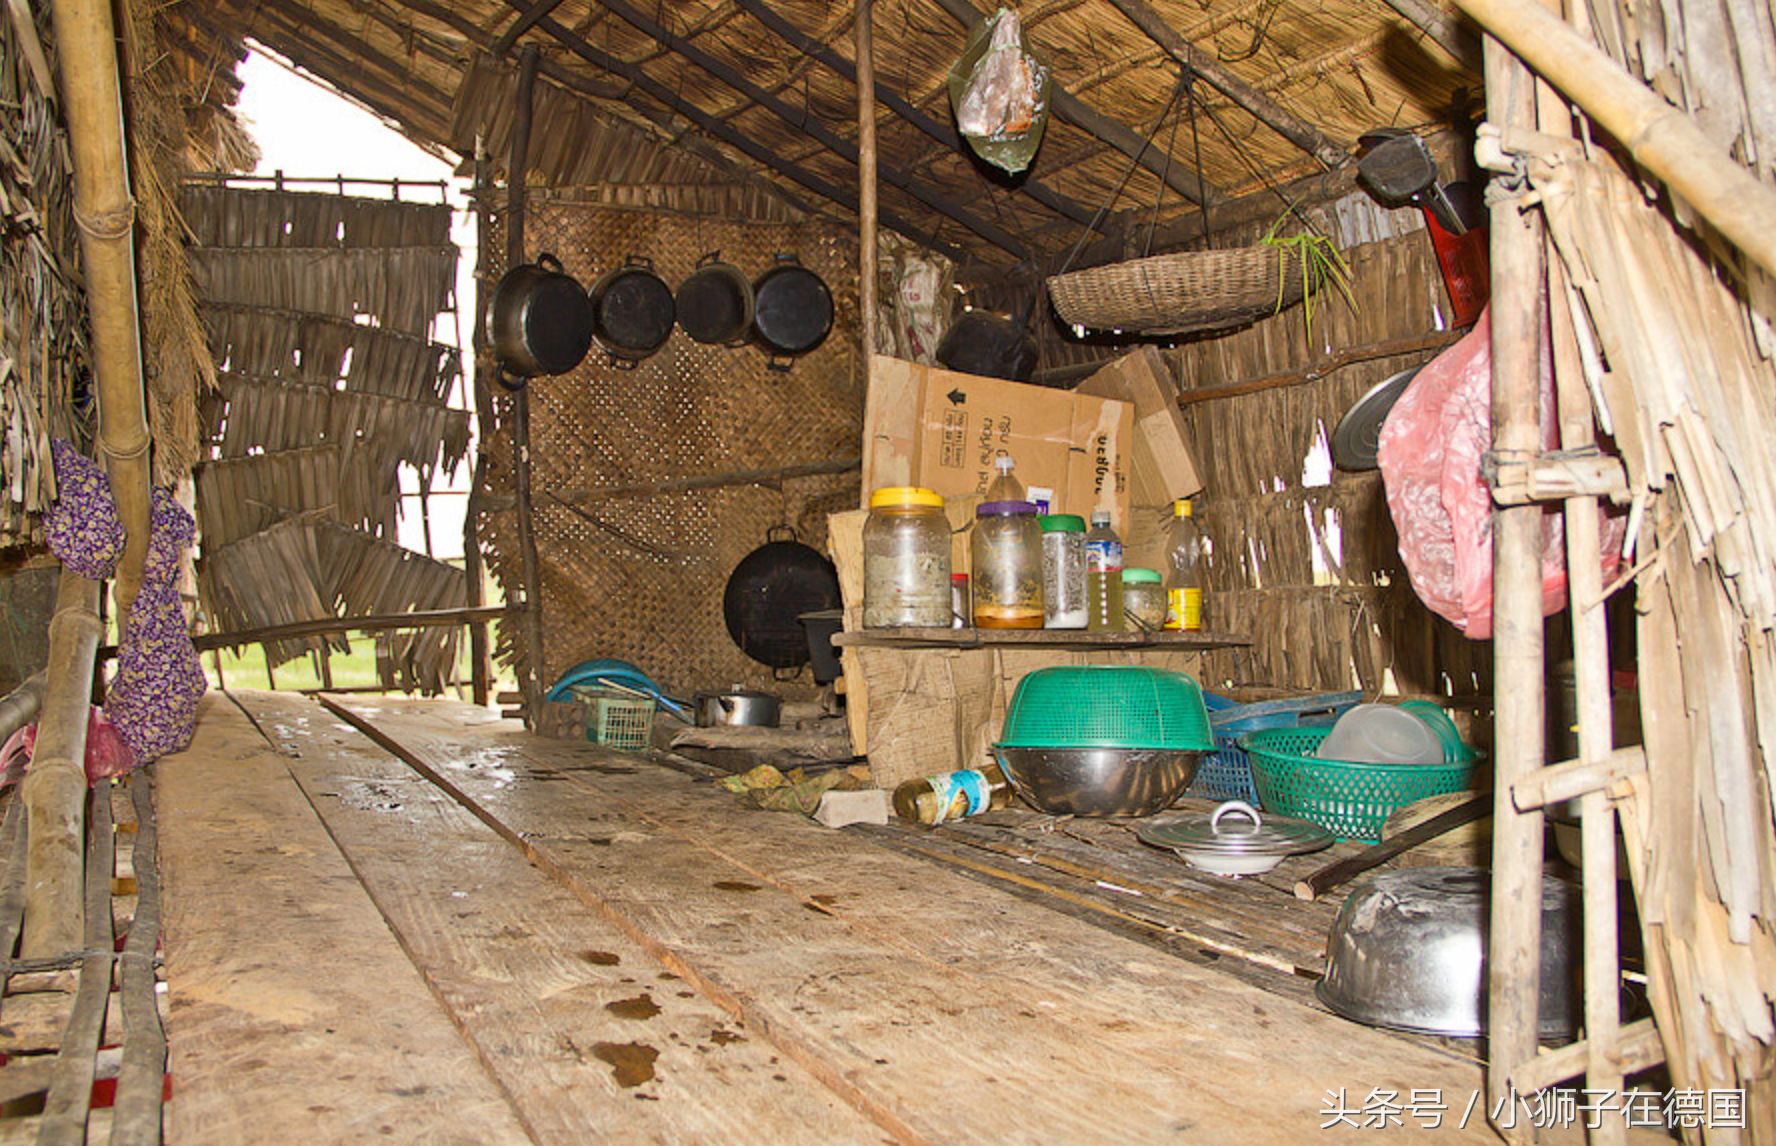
[73,199,138,241]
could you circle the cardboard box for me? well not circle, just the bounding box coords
[862,355,1132,526]
[1073,346,1202,506]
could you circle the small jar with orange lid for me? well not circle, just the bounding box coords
[863,487,951,628]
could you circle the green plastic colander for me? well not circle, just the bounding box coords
[998,666,1215,751]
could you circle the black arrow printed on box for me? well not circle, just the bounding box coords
[947,388,968,405]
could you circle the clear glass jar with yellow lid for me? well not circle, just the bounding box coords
[863,487,951,628]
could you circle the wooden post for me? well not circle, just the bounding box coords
[857,0,878,362]
[20,572,101,958]
[0,671,46,746]
[49,0,152,631]
[508,45,548,726]
[1484,31,1547,1139]
[465,146,496,708]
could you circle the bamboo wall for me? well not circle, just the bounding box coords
[1175,225,1487,706]
[478,191,860,703]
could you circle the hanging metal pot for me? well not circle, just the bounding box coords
[486,252,594,389]
[676,251,755,346]
[751,253,833,371]
[722,526,842,672]
[589,255,676,369]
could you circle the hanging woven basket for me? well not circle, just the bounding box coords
[1046,244,1307,337]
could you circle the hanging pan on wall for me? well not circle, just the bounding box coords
[722,525,842,674]
[752,253,833,371]
[676,251,755,346]
[589,255,676,369]
[486,252,594,390]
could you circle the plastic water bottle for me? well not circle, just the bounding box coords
[984,455,1025,503]
[1163,497,1205,632]
[1084,510,1124,631]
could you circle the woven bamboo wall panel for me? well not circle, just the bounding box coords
[1165,230,1487,702]
[478,195,860,700]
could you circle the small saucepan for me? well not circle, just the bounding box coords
[676,251,755,346]
[752,253,833,371]
[692,686,783,728]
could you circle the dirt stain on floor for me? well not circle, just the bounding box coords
[713,881,762,892]
[581,950,622,966]
[605,993,662,1021]
[708,1026,745,1046]
[593,1041,659,1088]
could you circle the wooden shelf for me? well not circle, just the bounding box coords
[831,626,1250,650]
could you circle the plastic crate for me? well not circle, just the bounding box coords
[571,686,656,752]
[1184,690,1362,802]
[1239,725,1480,841]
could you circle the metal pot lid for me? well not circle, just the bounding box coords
[1138,801,1333,857]
[1330,365,1422,471]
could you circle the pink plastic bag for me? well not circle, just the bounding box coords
[0,706,137,787]
[1376,307,1623,639]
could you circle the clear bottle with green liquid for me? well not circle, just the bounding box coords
[1084,510,1124,631]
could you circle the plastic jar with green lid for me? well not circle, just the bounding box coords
[1122,567,1166,632]
[863,487,951,628]
[1038,514,1087,629]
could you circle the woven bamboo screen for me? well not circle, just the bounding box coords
[478,193,860,703]
[1163,226,1489,708]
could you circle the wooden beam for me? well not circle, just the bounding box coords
[98,607,515,661]
[508,44,548,727]
[490,0,568,57]
[1174,329,1466,406]
[503,0,960,259]
[729,0,1108,235]
[858,0,880,358]
[925,0,1223,206]
[581,0,1035,260]
[1100,0,1351,170]
[1378,0,1483,65]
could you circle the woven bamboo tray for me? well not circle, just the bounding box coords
[1047,245,1306,337]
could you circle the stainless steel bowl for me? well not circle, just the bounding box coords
[1317,866,1580,1038]
[991,746,1202,817]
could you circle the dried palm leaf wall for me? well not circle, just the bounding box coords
[0,1,86,549]
[478,191,859,703]
[1066,212,1477,705]
[187,184,469,693]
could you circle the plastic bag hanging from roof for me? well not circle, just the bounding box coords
[948,8,1052,174]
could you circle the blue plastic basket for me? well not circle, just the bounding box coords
[1184,691,1364,802]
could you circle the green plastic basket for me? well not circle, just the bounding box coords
[999,666,1214,751]
[1237,726,1479,841]
[571,685,656,752]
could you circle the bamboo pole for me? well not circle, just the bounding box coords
[465,143,497,707]
[1448,0,1776,278]
[19,572,101,958]
[49,0,152,630]
[507,44,548,727]
[857,0,879,362]
[0,671,46,746]
[1483,32,1547,1140]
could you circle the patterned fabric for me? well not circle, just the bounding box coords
[105,487,206,765]
[45,439,125,579]
[42,438,206,771]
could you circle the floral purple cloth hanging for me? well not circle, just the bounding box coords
[39,439,206,774]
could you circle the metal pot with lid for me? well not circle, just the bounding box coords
[676,251,755,346]
[590,255,676,368]
[751,253,833,371]
[692,686,783,728]
[486,252,594,389]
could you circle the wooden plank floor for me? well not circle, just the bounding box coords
[146,690,1522,1145]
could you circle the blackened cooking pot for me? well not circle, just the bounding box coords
[676,251,755,346]
[752,254,833,370]
[590,255,675,368]
[722,526,842,670]
[486,252,594,387]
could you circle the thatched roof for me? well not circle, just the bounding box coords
[170,0,1479,272]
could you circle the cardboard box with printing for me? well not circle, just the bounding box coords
[861,355,1132,525]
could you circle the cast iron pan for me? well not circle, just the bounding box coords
[723,526,842,671]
